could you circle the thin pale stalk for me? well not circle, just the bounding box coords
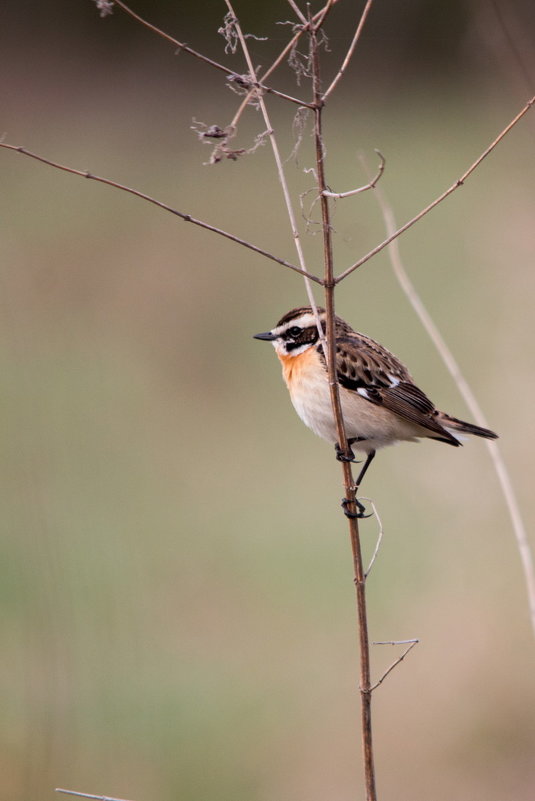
[310,20,377,801]
[322,0,374,101]
[56,791,135,801]
[363,499,383,577]
[336,95,535,283]
[372,180,535,638]
[0,143,321,285]
[223,2,324,338]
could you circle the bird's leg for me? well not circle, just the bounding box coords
[354,449,376,490]
[341,449,376,519]
[334,436,362,464]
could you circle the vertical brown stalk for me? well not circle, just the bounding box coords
[309,22,377,801]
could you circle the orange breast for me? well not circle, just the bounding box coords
[277,347,318,389]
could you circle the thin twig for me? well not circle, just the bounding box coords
[322,0,374,101]
[56,790,136,801]
[0,143,322,285]
[370,640,419,691]
[362,499,383,577]
[223,2,325,339]
[286,0,308,26]
[336,95,535,283]
[111,0,309,108]
[374,639,420,645]
[312,0,338,32]
[368,175,535,638]
[323,149,385,198]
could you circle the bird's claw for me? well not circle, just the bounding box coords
[341,497,372,519]
[335,442,360,464]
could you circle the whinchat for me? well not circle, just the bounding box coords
[254,306,498,515]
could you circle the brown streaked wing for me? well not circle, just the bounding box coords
[333,334,410,390]
[331,335,460,445]
[378,383,460,444]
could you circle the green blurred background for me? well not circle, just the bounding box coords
[1,1,535,799]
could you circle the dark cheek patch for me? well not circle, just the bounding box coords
[284,327,318,351]
[286,340,302,352]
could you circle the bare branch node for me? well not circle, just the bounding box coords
[191,120,246,164]
[226,73,262,108]
[191,120,232,140]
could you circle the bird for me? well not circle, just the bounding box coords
[254,306,498,517]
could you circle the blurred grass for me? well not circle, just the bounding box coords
[1,11,535,801]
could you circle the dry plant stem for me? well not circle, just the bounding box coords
[111,0,309,108]
[336,94,535,283]
[371,179,535,638]
[0,143,321,285]
[322,0,374,101]
[310,20,377,801]
[222,2,325,342]
[56,791,135,801]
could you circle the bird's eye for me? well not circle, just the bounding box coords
[288,326,302,337]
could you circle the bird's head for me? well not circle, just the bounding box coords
[254,306,351,357]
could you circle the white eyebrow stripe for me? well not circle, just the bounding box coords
[273,312,321,336]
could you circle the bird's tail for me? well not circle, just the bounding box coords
[439,413,498,441]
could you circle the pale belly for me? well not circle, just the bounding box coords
[280,349,423,452]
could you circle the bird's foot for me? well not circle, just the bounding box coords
[341,496,372,519]
[335,440,360,464]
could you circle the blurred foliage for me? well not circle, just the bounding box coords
[1,2,535,801]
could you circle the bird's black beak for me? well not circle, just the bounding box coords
[253,331,277,341]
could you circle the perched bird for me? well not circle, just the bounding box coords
[254,306,498,516]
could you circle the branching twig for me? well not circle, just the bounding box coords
[110,0,309,108]
[225,13,326,141]
[370,639,419,691]
[368,174,535,639]
[322,149,385,198]
[322,0,374,101]
[0,143,322,285]
[336,94,535,283]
